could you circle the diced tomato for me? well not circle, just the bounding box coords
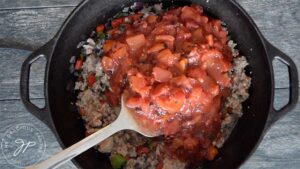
[199,75,220,97]
[126,34,146,51]
[176,28,192,41]
[126,96,142,109]
[128,74,150,97]
[155,35,175,50]
[110,46,128,61]
[111,17,124,28]
[87,74,96,87]
[206,66,231,87]
[152,67,172,83]
[187,67,206,79]
[107,28,117,36]
[103,40,116,53]
[151,83,170,97]
[75,59,83,70]
[206,34,214,46]
[185,20,199,30]
[155,35,175,42]
[200,49,223,62]
[155,88,185,113]
[202,57,232,73]
[126,96,150,113]
[173,75,192,90]
[181,6,198,21]
[96,24,104,32]
[127,68,138,76]
[147,43,165,54]
[157,49,179,66]
[207,146,218,160]
[101,56,116,73]
[192,28,204,43]
[146,15,158,23]
[136,146,150,155]
[188,87,212,106]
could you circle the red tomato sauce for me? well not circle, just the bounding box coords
[102,5,233,162]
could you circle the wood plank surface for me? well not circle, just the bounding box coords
[238,0,300,89]
[0,0,79,9]
[0,7,74,51]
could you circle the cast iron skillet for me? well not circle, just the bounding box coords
[20,0,298,168]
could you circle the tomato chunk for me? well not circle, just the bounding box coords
[128,74,150,97]
[157,49,179,66]
[103,40,116,53]
[87,74,96,87]
[126,34,146,51]
[151,83,170,97]
[155,35,175,50]
[147,43,165,54]
[152,67,173,83]
[101,56,116,73]
[75,59,83,70]
[96,24,104,32]
[155,88,185,113]
[111,17,124,28]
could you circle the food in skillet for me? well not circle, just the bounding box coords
[72,3,251,169]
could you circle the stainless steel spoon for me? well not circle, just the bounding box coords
[26,96,160,169]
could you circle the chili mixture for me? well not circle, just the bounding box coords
[100,5,232,161]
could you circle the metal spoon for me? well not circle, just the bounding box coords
[26,95,160,169]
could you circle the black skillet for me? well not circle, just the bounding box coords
[20,0,299,168]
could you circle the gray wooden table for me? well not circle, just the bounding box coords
[0,0,299,168]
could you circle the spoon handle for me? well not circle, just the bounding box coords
[26,120,122,169]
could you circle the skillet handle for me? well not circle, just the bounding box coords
[20,39,56,130]
[264,40,299,128]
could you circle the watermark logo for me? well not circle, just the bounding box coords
[1,123,46,168]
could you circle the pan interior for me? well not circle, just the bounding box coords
[48,0,273,168]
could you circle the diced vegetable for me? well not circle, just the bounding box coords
[87,74,96,87]
[128,74,150,97]
[155,35,175,50]
[125,34,146,51]
[152,67,172,82]
[110,154,126,169]
[156,49,179,66]
[151,83,170,97]
[96,24,104,32]
[74,59,83,70]
[111,17,124,28]
[207,146,218,161]
[110,46,128,61]
[136,146,150,155]
[101,56,116,73]
[155,88,185,113]
[147,43,165,54]
[103,40,116,53]
[146,15,158,23]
